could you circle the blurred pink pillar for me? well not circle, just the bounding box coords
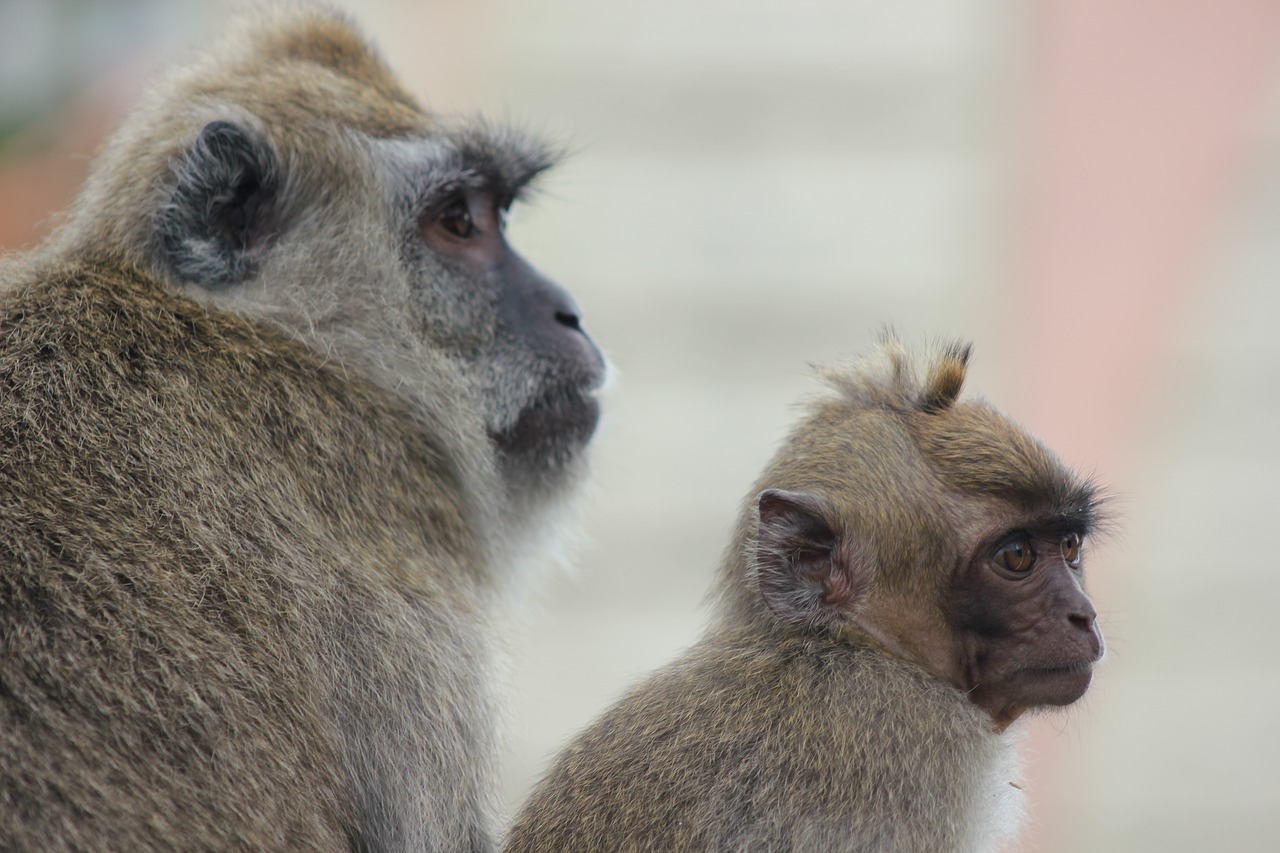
[1006,0,1280,849]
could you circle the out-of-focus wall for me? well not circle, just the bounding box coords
[4,2,1279,850]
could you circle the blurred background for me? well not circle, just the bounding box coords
[4,1,1279,850]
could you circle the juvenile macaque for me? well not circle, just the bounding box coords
[507,341,1104,853]
[0,7,602,852]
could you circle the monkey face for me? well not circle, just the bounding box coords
[150,96,604,500]
[948,525,1104,728]
[416,185,606,476]
[391,153,606,489]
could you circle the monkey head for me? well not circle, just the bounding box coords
[51,10,604,513]
[740,340,1105,731]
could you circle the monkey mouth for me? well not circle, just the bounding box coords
[491,385,601,458]
[1011,660,1095,706]
[1018,660,1094,678]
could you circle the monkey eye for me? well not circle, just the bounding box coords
[994,537,1034,573]
[437,198,475,239]
[1062,532,1082,567]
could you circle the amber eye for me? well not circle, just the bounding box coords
[438,198,474,239]
[1062,532,1082,567]
[995,537,1034,573]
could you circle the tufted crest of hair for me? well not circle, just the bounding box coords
[814,336,1094,521]
[817,336,972,416]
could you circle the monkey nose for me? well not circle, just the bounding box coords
[1064,589,1097,631]
[1067,600,1105,661]
[554,310,582,331]
[1067,611,1094,632]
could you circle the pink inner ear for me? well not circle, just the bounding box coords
[819,544,856,609]
[755,489,855,626]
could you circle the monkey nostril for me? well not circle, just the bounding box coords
[554,311,581,331]
[1068,613,1094,632]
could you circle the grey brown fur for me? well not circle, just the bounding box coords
[506,340,1103,853]
[1,5,602,852]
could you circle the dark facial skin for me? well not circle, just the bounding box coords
[948,523,1105,730]
[420,189,605,459]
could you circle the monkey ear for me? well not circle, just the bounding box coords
[754,489,861,627]
[158,120,279,287]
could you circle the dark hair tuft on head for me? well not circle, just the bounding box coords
[920,341,971,413]
[819,334,972,416]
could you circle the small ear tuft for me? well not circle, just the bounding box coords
[754,489,860,627]
[158,120,279,288]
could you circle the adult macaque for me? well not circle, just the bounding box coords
[507,341,1104,853]
[0,7,602,852]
